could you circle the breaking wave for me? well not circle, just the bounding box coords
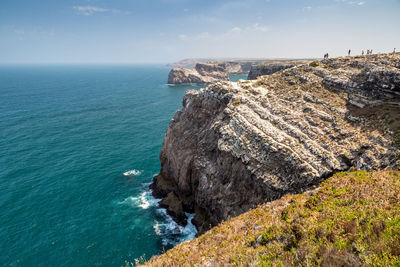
[153,210,196,247]
[119,188,197,247]
[119,191,157,210]
[123,169,141,177]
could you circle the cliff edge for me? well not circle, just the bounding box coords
[153,53,400,235]
[145,170,400,266]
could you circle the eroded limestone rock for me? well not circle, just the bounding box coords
[154,53,400,234]
[168,63,229,84]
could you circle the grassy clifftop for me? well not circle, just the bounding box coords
[143,170,400,266]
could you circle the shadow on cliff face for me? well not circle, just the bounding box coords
[321,80,400,151]
[346,103,400,146]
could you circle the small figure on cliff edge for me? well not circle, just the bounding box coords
[323,53,329,59]
[362,50,364,55]
[348,49,351,56]
[394,48,397,54]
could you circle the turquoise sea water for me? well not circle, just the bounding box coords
[0,65,217,266]
[229,73,248,82]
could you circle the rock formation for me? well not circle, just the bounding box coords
[168,63,229,84]
[168,60,311,84]
[168,58,266,70]
[247,60,313,80]
[167,58,205,68]
[247,64,295,80]
[153,53,400,234]
[223,61,254,74]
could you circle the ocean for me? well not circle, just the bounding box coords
[0,64,246,266]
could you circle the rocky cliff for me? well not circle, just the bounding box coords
[247,60,313,80]
[153,53,400,234]
[168,60,311,84]
[168,63,229,84]
[222,61,257,74]
[168,58,267,70]
[247,64,295,80]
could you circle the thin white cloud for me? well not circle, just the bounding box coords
[73,6,130,16]
[196,32,211,39]
[13,29,25,35]
[178,34,188,40]
[73,6,108,16]
[230,27,242,33]
[250,23,269,32]
[336,0,366,6]
[72,6,121,16]
[348,1,365,5]
[225,24,269,37]
[176,23,269,43]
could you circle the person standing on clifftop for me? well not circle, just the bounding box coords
[362,50,364,55]
[394,48,397,54]
[348,49,351,56]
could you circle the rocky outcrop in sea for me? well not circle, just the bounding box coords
[154,53,400,234]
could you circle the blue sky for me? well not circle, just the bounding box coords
[0,0,399,63]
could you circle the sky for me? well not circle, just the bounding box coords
[0,0,399,63]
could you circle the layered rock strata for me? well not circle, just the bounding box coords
[167,63,229,84]
[247,64,295,80]
[153,53,400,234]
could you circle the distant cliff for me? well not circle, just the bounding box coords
[247,60,313,80]
[168,59,314,84]
[167,58,268,69]
[153,53,400,235]
[247,64,295,79]
[167,63,229,84]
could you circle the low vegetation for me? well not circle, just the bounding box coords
[143,170,400,266]
[309,61,319,67]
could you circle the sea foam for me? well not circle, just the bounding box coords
[153,209,197,246]
[123,169,141,177]
[119,191,157,210]
[119,189,197,246]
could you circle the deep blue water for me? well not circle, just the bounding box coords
[0,65,215,266]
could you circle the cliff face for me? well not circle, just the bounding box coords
[247,60,314,80]
[154,54,400,234]
[247,64,295,79]
[168,59,266,71]
[224,62,255,74]
[168,60,310,84]
[168,63,229,84]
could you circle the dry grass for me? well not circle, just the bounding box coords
[142,170,400,266]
